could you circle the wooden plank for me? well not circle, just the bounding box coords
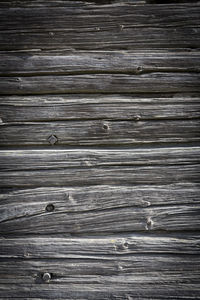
[1,94,200,122]
[0,256,200,285]
[0,119,199,146]
[0,283,200,299]
[0,148,199,233]
[1,233,200,258]
[1,148,200,171]
[0,201,199,233]
[0,0,146,7]
[0,3,199,51]
[0,147,199,187]
[1,183,200,208]
[0,73,200,95]
[0,51,200,76]
[0,183,200,233]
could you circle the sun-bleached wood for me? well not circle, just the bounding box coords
[0,51,200,76]
[0,94,199,122]
[0,3,199,51]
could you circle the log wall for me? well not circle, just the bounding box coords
[0,0,200,299]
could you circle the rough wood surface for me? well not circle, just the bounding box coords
[0,119,199,146]
[1,94,200,122]
[0,147,199,186]
[0,255,200,284]
[1,233,200,257]
[0,283,200,299]
[0,73,200,95]
[0,3,199,51]
[0,255,200,299]
[1,0,200,299]
[1,201,199,234]
[1,183,200,213]
[1,147,200,170]
[0,183,200,234]
[0,51,200,76]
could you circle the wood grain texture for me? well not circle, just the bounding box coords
[0,201,199,234]
[0,256,200,299]
[0,147,199,184]
[1,51,200,76]
[1,183,200,233]
[0,119,199,146]
[0,73,200,95]
[1,177,200,233]
[0,94,200,122]
[1,233,200,257]
[0,283,200,299]
[1,147,200,170]
[0,3,200,51]
[0,255,200,284]
[0,1,145,8]
[1,0,200,299]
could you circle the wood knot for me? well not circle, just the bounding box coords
[102,123,109,131]
[133,115,141,121]
[141,201,151,208]
[123,242,129,249]
[48,134,58,145]
[146,217,153,230]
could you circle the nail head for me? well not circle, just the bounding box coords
[48,134,58,145]
[42,272,51,282]
[46,204,55,212]
[103,124,109,130]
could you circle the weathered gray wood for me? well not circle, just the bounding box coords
[1,233,200,258]
[0,73,200,95]
[1,183,199,227]
[1,148,200,171]
[0,284,200,299]
[0,147,199,188]
[0,201,199,234]
[1,149,199,232]
[0,0,145,8]
[0,3,199,51]
[0,255,200,285]
[1,51,200,76]
[0,94,200,122]
[0,119,199,146]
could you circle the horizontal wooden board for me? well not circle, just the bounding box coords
[1,147,200,171]
[0,152,199,234]
[1,94,200,122]
[1,233,200,257]
[0,147,199,186]
[0,1,145,8]
[1,183,200,228]
[0,3,200,51]
[0,283,200,299]
[0,201,199,234]
[0,73,200,95]
[1,51,200,76]
[0,119,199,146]
[0,255,200,284]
